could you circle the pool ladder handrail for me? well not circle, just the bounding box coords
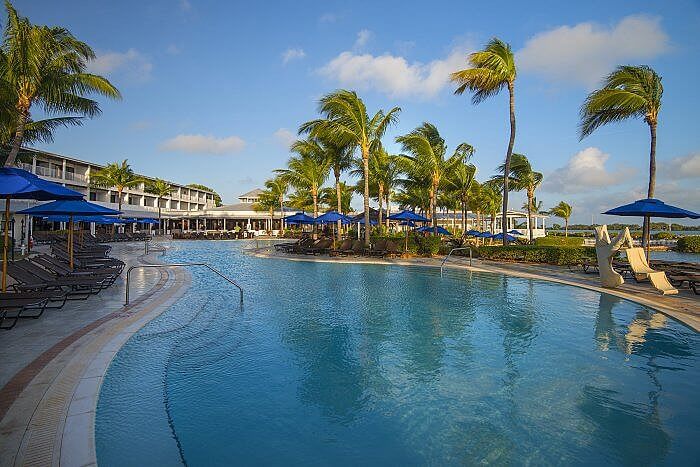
[440,247,472,277]
[125,262,243,305]
[144,239,167,256]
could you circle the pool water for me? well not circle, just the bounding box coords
[96,241,700,466]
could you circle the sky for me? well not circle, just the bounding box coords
[12,0,700,224]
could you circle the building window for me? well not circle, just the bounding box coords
[110,194,117,204]
[89,192,97,201]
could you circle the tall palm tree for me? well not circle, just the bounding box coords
[445,149,476,234]
[492,153,542,242]
[275,139,331,218]
[264,176,288,232]
[396,122,469,233]
[451,38,517,243]
[480,184,502,237]
[253,189,278,232]
[90,160,144,218]
[300,90,400,245]
[144,178,172,235]
[320,182,353,214]
[580,65,663,252]
[549,201,572,237]
[1,1,121,167]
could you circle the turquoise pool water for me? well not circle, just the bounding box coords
[96,241,700,466]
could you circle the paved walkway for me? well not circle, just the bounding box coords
[0,242,189,467]
[253,248,700,332]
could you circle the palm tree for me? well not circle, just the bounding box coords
[451,38,517,243]
[90,160,144,219]
[492,153,542,242]
[275,139,331,218]
[264,176,288,232]
[480,184,502,237]
[396,122,469,233]
[445,154,477,234]
[580,65,663,252]
[300,90,400,245]
[549,201,572,237]
[253,189,278,232]
[320,182,353,214]
[1,1,121,167]
[144,178,172,235]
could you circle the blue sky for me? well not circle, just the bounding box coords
[13,0,700,224]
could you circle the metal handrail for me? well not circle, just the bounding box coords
[440,247,472,277]
[125,263,243,305]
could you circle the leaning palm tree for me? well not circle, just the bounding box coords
[451,38,517,243]
[492,153,542,242]
[1,1,121,167]
[275,139,331,218]
[396,122,469,233]
[90,160,144,218]
[580,65,663,252]
[144,178,172,235]
[300,90,400,245]
[549,201,572,237]
[264,176,288,233]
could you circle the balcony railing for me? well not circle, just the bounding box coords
[64,171,86,182]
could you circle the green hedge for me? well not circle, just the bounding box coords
[653,231,676,240]
[414,235,441,256]
[474,245,596,265]
[677,236,700,253]
[535,236,584,247]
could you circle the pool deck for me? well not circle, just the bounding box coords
[252,247,700,332]
[0,243,191,467]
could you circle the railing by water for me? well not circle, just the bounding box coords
[440,247,473,278]
[125,263,243,305]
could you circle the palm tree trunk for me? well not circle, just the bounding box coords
[565,218,569,237]
[461,201,467,234]
[502,81,516,245]
[362,147,371,246]
[158,203,162,236]
[4,108,29,167]
[385,192,390,229]
[527,189,534,242]
[280,196,285,234]
[335,170,342,243]
[643,121,657,257]
[377,184,384,229]
[431,183,438,235]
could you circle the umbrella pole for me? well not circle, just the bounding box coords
[644,214,651,262]
[2,197,9,292]
[69,215,74,270]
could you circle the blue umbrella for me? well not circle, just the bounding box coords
[283,212,316,225]
[417,225,452,235]
[387,210,430,223]
[475,231,493,238]
[492,233,517,242]
[466,229,482,236]
[508,229,524,235]
[604,198,700,257]
[315,211,352,225]
[19,200,121,268]
[0,167,83,291]
[138,218,160,225]
[400,220,416,227]
[40,215,120,225]
[356,217,378,226]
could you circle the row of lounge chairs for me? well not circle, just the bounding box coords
[275,237,402,258]
[0,242,125,330]
[32,230,150,245]
[173,232,247,240]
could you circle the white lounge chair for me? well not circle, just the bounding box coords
[624,247,657,281]
[648,272,679,295]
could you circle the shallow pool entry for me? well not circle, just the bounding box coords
[96,241,700,466]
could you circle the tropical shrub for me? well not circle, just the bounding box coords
[535,236,583,247]
[414,235,442,256]
[474,245,596,265]
[677,236,700,253]
[653,231,675,240]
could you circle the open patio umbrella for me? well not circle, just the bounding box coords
[475,231,493,238]
[314,211,352,224]
[283,212,316,225]
[138,218,160,224]
[0,167,83,291]
[19,200,121,268]
[508,229,524,235]
[400,220,416,227]
[466,229,481,236]
[416,225,452,235]
[388,210,430,250]
[603,198,700,258]
[492,232,517,242]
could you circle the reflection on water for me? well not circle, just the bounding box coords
[96,241,700,466]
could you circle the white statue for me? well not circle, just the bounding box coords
[594,225,634,288]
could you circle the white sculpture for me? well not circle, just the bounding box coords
[594,225,634,288]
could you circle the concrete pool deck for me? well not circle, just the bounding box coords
[0,243,191,467]
[252,247,700,332]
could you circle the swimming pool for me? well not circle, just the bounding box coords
[96,241,700,465]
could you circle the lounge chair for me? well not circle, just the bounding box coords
[329,239,353,257]
[385,240,402,258]
[368,239,388,257]
[31,255,119,286]
[15,259,112,290]
[0,295,52,329]
[303,238,333,255]
[6,263,96,299]
[342,240,365,257]
[647,271,679,295]
[624,247,657,281]
[667,272,700,295]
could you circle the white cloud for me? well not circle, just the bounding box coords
[166,44,180,55]
[318,46,471,99]
[282,48,306,64]
[517,15,669,87]
[319,13,337,23]
[273,128,296,148]
[87,49,153,82]
[663,153,700,179]
[542,147,635,193]
[354,29,372,49]
[160,134,246,155]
